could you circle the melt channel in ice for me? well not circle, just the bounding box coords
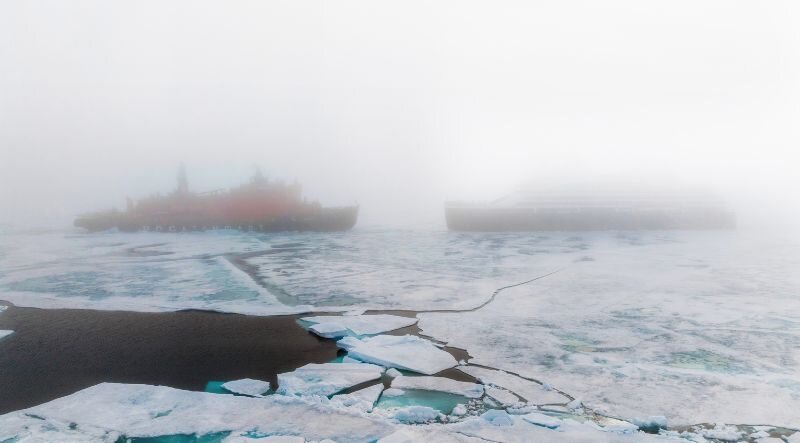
[337,334,457,375]
[300,314,418,338]
[276,362,384,396]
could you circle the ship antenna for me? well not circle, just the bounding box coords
[177,162,189,194]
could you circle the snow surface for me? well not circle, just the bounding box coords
[221,378,271,397]
[337,334,458,375]
[276,362,384,396]
[391,376,484,398]
[302,314,418,338]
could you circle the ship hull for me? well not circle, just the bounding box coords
[445,206,735,232]
[77,206,359,233]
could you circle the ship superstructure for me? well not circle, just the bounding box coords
[445,182,735,231]
[75,167,358,232]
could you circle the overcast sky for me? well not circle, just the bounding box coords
[1,1,799,228]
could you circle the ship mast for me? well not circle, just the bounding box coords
[177,163,189,195]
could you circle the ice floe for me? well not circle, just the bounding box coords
[301,314,418,338]
[331,383,384,412]
[0,330,12,341]
[385,368,402,379]
[520,411,562,429]
[0,383,394,441]
[392,406,440,424]
[382,388,405,397]
[419,231,800,427]
[391,375,483,398]
[337,334,458,375]
[221,378,271,397]
[484,385,520,406]
[276,362,384,396]
[457,365,568,404]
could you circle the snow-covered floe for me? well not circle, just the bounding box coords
[301,314,418,338]
[221,378,271,397]
[390,376,483,398]
[276,362,384,396]
[337,335,457,375]
[0,383,394,442]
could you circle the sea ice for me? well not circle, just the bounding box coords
[386,368,402,379]
[632,416,667,432]
[391,376,484,398]
[276,362,384,397]
[221,378,271,397]
[481,410,514,426]
[302,314,418,338]
[457,366,568,404]
[382,388,405,397]
[224,436,304,443]
[520,412,562,429]
[0,383,394,441]
[419,232,800,427]
[0,330,12,341]
[331,383,384,411]
[451,404,467,416]
[337,335,458,375]
[392,406,440,424]
[485,386,520,406]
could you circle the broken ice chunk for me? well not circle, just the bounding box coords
[308,322,350,339]
[485,386,520,406]
[391,376,483,398]
[385,368,402,379]
[301,314,418,338]
[481,410,514,427]
[702,424,743,441]
[457,366,568,404]
[224,436,304,443]
[221,378,271,397]
[633,415,667,432]
[393,406,439,424]
[451,404,467,416]
[337,335,457,375]
[520,412,561,429]
[331,383,383,412]
[276,362,384,397]
[566,399,582,410]
[382,388,405,397]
